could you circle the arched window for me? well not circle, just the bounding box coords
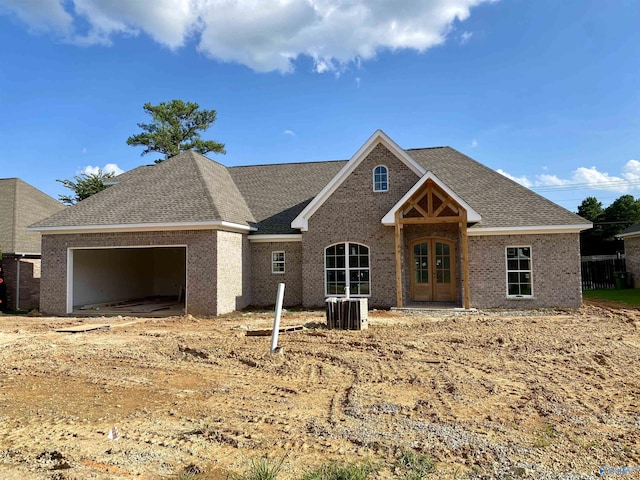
[325,243,370,296]
[373,165,388,192]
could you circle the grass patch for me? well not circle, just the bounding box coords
[228,455,286,480]
[533,424,557,448]
[1,309,30,315]
[394,450,436,479]
[302,460,376,480]
[583,288,640,307]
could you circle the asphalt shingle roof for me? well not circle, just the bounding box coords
[31,151,255,228]
[228,161,346,234]
[0,178,65,254]
[619,223,640,236]
[32,145,588,233]
[407,147,587,229]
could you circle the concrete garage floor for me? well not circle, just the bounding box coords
[74,296,185,317]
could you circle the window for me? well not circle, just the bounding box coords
[272,251,285,274]
[506,246,532,297]
[325,243,370,296]
[373,165,388,192]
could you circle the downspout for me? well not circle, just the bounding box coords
[15,255,21,311]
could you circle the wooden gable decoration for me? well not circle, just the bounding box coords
[400,179,465,224]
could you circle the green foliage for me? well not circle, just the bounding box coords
[577,196,603,222]
[394,450,436,479]
[56,170,115,206]
[302,460,376,480]
[577,194,640,255]
[533,424,557,448]
[126,99,225,163]
[227,455,286,480]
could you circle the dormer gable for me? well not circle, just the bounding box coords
[291,130,425,231]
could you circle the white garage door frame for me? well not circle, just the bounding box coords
[66,245,188,314]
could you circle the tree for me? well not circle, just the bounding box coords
[126,100,225,163]
[576,194,640,255]
[577,196,604,223]
[56,170,115,206]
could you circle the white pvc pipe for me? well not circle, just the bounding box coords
[270,283,285,354]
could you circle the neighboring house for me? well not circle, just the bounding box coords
[30,131,592,316]
[616,224,640,287]
[0,178,66,311]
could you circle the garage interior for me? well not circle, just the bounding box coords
[70,247,186,316]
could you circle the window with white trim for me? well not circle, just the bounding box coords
[373,165,388,192]
[325,243,370,296]
[506,246,532,297]
[272,251,285,274]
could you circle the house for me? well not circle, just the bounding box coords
[616,224,640,287]
[30,131,592,316]
[0,178,66,311]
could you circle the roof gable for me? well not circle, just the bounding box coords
[291,130,426,231]
[381,172,481,225]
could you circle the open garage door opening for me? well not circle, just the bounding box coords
[69,246,186,316]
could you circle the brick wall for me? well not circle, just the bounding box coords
[250,241,302,306]
[40,230,219,316]
[302,143,420,308]
[468,233,582,309]
[1,256,41,311]
[216,230,251,314]
[623,236,640,288]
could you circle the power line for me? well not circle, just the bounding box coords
[531,179,640,192]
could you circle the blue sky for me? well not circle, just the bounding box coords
[0,0,638,212]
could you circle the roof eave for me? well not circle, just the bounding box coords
[467,224,593,236]
[616,230,640,239]
[29,220,257,235]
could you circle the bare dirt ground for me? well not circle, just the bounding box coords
[1,303,639,479]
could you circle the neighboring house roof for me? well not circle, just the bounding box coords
[31,151,256,232]
[617,223,640,238]
[30,131,590,235]
[0,178,65,254]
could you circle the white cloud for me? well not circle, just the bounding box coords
[498,160,640,193]
[497,169,532,188]
[0,0,72,33]
[471,139,478,148]
[283,129,296,136]
[460,31,473,44]
[81,163,124,176]
[355,77,361,88]
[0,0,495,73]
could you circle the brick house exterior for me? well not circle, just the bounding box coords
[0,178,65,311]
[617,225,640,288]
[31,131,591,316]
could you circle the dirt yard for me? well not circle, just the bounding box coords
[1,304,639,479]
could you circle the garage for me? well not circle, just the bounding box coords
[68,246,186,315]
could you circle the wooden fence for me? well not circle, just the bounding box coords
[581,258,626,290]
